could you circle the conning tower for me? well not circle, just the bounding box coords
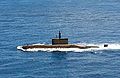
[52,31,68,45]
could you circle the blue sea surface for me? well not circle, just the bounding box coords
[0,0,120,78]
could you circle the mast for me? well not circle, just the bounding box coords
[59,31,61,39]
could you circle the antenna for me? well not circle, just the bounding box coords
[59,31,61,39]
[56,35,57,38]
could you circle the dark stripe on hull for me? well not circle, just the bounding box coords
[22,45,99,49]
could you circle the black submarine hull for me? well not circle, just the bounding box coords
[17,31,109,51]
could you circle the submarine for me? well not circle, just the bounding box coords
[18,31,108,51]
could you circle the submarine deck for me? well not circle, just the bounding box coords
[22,44,99,49]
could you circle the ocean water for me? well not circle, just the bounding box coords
[0,0,120,78]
